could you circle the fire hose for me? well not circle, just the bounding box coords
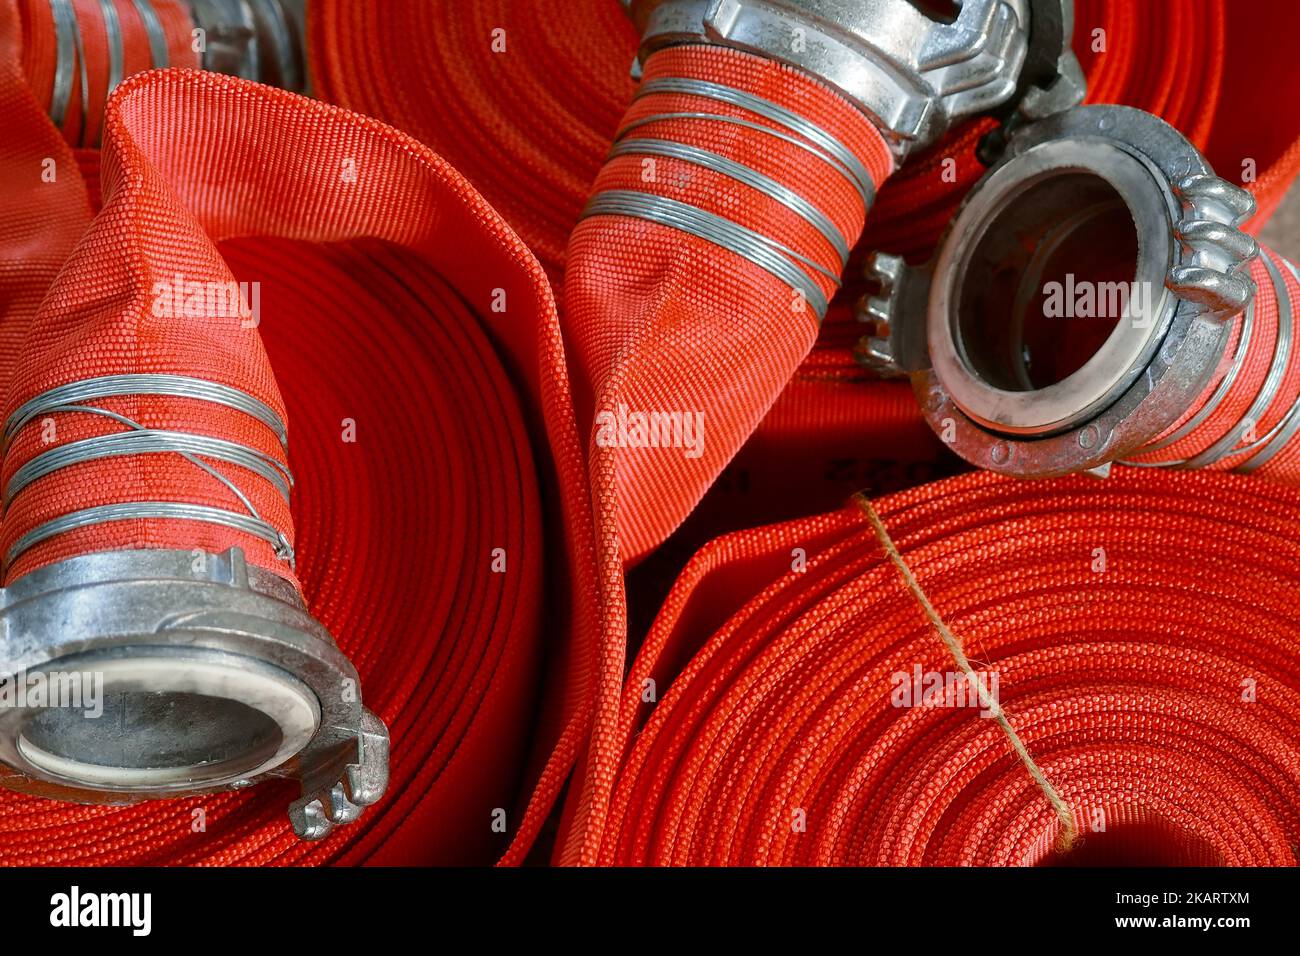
[587,469,1300,866]
[1,0,1300,868]
[0,33,605,863]
[867,104,1300,482]
[310,0,1300,552]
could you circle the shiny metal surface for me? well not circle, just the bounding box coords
[626,0,1075,158]
[0,548,389,841]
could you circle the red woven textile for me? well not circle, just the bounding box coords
[0,65,601,865]
[1,0,1299,870]
[563,45,892,561]
[589,470,1300,866]
[308,0,1300,560]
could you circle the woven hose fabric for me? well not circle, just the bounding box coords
[1,0,1300,871]
[307,0,1300,270]
[0,65,613,866]
[587,470,1300,866]
[564,45,893,561]
[307,0,1300,551]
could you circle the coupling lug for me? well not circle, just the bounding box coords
[854,252,933,377]
[626,0,1048,159]
[977,0,1085,164]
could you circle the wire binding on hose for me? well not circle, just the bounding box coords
[1131,301,1256,460]
[129,0,169,69]
[6,501,294,567]
[581,189,833,318]
[1124,250,1296,471]
[634,76,876,207]
[5,412,294,504]
[1183,251,1293,468]
[607,137,852,268]
[1233,255,1300,470]
[98,0,123,107]
[581,67,885,322]
[6,373,288,448]
[3,375,295,568]
[48,0,77,130]
[47,0,169,146]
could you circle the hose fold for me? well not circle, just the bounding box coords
[565,45,893,560]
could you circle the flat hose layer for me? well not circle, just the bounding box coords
[565,45,892,561]
[0,67,599,865]
[589,469,1300,866]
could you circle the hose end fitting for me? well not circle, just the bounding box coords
[0,547,388,841]
[859,105,1261,477]
[187,0,308,92]
[626,0,1066,158]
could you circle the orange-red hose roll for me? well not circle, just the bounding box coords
[587,469,1300,866]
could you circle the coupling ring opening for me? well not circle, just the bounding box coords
[2,649,320,793]
[929,138,1174,436]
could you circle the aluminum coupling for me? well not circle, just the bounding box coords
[188,0,308,92]
[623,0,1084,158]
[858,104,1262,477]
[0,548,388,841]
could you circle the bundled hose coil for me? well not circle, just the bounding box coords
[585,469,1300,866]
[0,66,594,865]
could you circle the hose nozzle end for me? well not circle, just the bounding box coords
[0,547,388,840]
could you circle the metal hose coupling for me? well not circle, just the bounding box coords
[0,547,389,841]
[858,104,1265,477]
[39,0,307,146]
[188,0,307,91]
[623,0,1083,159]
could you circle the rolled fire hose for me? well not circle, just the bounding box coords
[0,53,601,864]
[306,0,1300,861]
[868,104,1300,481]
[0,0,611,867]
[2,0,1300,868]
[586,468,1300,866]
[308,0,1300,274]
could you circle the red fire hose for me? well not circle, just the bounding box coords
[310,0,1300,553]
[588,469,1300,866]
[0,61,604,865]
[2,0,1300,869]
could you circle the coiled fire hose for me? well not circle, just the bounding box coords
[3,0,1300,869]
[309,0,1300,274]
[586,469,1300,866]
[307,0,1300,542]
[0,56,608,864]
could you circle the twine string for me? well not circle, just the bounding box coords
[851,492,1079,854]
